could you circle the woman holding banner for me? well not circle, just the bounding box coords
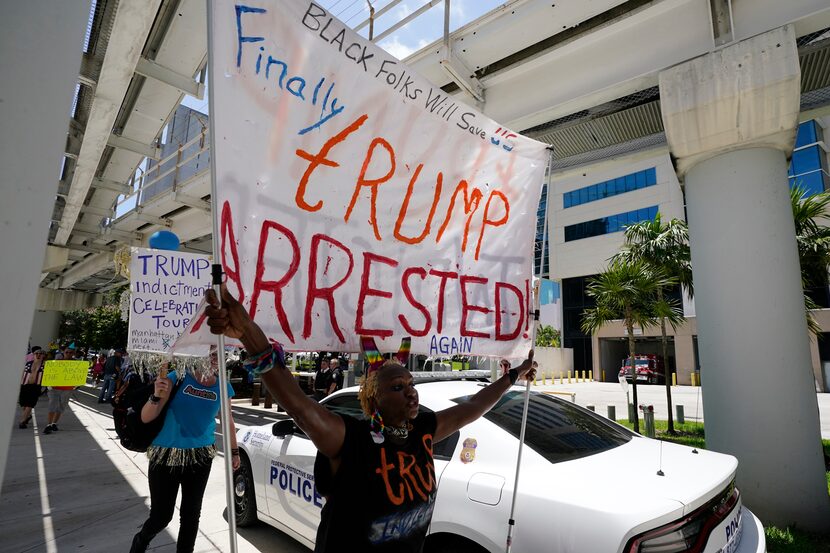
[129,351,241,553]
[204,285,535,552]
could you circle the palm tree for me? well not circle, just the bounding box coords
[581,259,680,433]
[613,214,692,434]
[790,186,830,336]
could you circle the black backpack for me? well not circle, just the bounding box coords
[113,379,181,452]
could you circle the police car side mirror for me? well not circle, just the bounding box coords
[273,419,297,437]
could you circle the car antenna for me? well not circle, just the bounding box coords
[656,438,665,477]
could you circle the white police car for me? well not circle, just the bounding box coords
[234,380,766,552]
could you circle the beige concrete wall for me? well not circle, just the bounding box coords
[533,347,574,378]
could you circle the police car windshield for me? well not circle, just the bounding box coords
[453,392,633,464]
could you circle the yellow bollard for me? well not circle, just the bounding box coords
[672,373,677,387]
[580,370,585,382]
[559,371,563,384]
[589,370,593,381]
[567,370,571,384]
[602,370,606,382]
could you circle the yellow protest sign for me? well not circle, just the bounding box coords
[42,360,90,387]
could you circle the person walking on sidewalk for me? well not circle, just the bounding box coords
[98,349,121,403]
[44,345,78,434]
[18,347,45,428]
[129,352,241,553]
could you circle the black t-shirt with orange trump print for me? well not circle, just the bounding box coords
[313,412,438,552]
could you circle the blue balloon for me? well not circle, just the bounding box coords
[148,230,180,251]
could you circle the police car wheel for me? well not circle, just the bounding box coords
[234,455,258,527]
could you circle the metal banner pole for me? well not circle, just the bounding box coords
[506,146,554,553]
[206,2,238,552]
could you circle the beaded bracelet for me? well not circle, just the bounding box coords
[242,343,286,377]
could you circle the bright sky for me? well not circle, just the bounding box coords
[182,0,504,115]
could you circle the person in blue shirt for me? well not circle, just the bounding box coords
[129,352,240,553]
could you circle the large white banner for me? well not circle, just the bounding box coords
[203,0,548,357]
[128,247,212,353]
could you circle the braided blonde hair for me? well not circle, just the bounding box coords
[358,360,404,416]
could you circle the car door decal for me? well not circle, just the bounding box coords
[270,459,324,508]
[460,438,477,464]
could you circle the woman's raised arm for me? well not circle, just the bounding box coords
[205,286,346,459]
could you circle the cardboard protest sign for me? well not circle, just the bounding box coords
[189,0,548,357]
[128,247,212,353]
[42,360,89,387]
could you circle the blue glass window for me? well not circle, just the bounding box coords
[795,121,819,149]
[563,205,659,242]
[792,147,823,175]
[791,172,827,196]
[646,168,657,186]
[587,186,597,202]
[563,168,659,209]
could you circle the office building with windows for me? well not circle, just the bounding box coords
[543,118,830,388]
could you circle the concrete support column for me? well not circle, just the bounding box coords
[685,148,829,527]
[660,25,830,530]
[0,1,91,482]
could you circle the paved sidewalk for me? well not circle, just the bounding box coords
[0,385,306,553]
